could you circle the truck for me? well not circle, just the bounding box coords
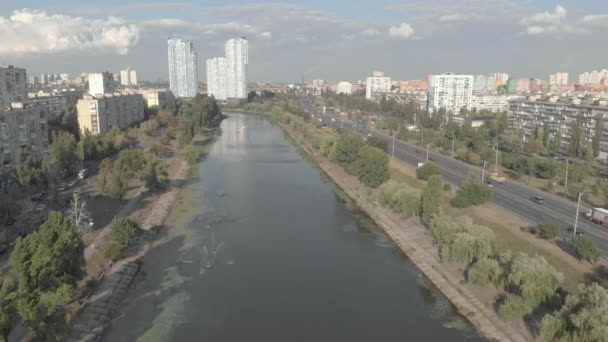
[585,208,608,227]
[490,173,506,184]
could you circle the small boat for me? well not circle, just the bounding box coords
[216,192,225,197]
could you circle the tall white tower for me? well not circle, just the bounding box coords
[224,37,248,99]
[206,57,228,100]
[167,38,199,98]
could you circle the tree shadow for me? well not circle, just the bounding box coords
[585,265,608,287]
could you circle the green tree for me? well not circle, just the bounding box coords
[416,161,441,180]
[540,283,608,341]
[331,133,364,167]
[346,146,389,188]
[421,174,442,224]
[429,216,496,263]
[49,131,77,174]
[10,211,85,340]
[366,137,388,151]
[571,235,601,263]
[451,178,492,208]
[0,277,16,341]
[468,257,503,286]
[111,218,139,246]
[14,148,43,187]
[568,114,583,157]
[592,113,603,158]
[531,222,560,240]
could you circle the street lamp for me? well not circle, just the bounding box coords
[426,144,430,162]
[573,190,589,236]
[451,132,455,158]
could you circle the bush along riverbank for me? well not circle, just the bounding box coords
[258,104,608,342]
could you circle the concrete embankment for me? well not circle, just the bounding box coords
[279,121,530,342]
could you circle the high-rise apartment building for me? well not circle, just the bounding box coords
[206,57,228,100]
[428,73,474,114]
[365,71,391,100]
[578,69,608,85]
[120,68,138,86]
[225,38,249,99]
[336,82,353,95]
[0,65,27,109]
[517,78,531,93]
[88,72,115,96]
[167,38,199,98]
[549,72,569,86]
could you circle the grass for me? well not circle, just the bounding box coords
[389,163,590,292]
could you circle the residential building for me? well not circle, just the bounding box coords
[0,102,49,172]
[509,95,608,160]
[88,72,115,96]
[517,78,531,93]
[428,73,474,114]
[76,93,144,135]
[371,90,428,111]
[137,89,174,108]
[167,38,198,98]
[549,72,569,86]
[579,69,608,85]
[206,57,228,100]
[336,81,353,95]
[27,93,68,120]
[365,71,391,100]
[0,65,27,108]
[472,93,520,113]
[120,68,138,86]
[506,79,518,94]
[474,74,487,92]
[224,37,249,99]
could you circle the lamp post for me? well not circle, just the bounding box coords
[481,160,487,183]
[451,132,455,158]
[392,132,396,158]
[573,190,588,236]
[426,144,430,162]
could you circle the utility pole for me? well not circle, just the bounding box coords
[573,190,587,236]
[451,132,455,158]
[564,160,569,198]
[481,160,487,183]
[392,133,396,158]
[494,143,499,174]
[426,144,430,162]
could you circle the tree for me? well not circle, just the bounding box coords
[571,235,601,263]
[416,161,441,180]
[66,192,92,232]
[14,148,43,187]
[530,222,560,240]
[332,133,364,167]
[140,155,167,191]
[540,283,608,341]
[111,217,139,246]
[366,137,388,151]
[429,216,496,263]
[0,277,16,341]
[346,146,389,188]
[451,178,492,208]
[10,211,85,340]
[49,131,77,174]
[592,113,603,158]
[568,114,583,157]
[421,175,442,224]
[468,257,503,286]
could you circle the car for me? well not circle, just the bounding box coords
[67,179,79,187]
[532,196,544,204]
[415,148,422,154]
[78,168,89,179]
[31,192,46,201]
[59,183,68,191]
[35,203,46,211]
[567,227,585,236]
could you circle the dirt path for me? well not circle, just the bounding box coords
[283,123,531,342]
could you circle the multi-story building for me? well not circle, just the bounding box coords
[472,93,520,113]
[506,79,518,94]
[0,102,49,172]
[0,65,27,109]
[88,72,115,96]
[120,68,138,86]
[509,95,608,160]
[517,78,531,93]
[206,57,228,100]
[474,74,487,92]
[336,81,353,95]
[27,93,68,120]
[371,90,428,111]
[167,38,199,98]
[579,69,608,85]
[549,72,569,86]
[137,89,174,108]
[224,38,249,99]
[76,93,144,135]
[428,73,474,114]
[365,71,391,100]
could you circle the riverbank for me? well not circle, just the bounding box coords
[271,115,529,341]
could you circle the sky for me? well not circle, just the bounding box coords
[0,0,607,83]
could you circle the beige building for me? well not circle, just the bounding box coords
[88,72,115,96]
[77,93,144,135]
[0,65,28,109]
[137,89,175,108]
[0,102,49,171]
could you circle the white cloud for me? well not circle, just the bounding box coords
[257,31,272,39]
[388,22,416,39]
[519,5,584,35]
[361,28,380,36]
[0,9,139,55]
[439,13,480,22]
[141,19,257,36]
[582,14,608,25]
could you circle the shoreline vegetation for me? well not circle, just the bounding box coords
[229,96,608,341]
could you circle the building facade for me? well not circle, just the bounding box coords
[206,57,228,100]
[0,65,27,109]
[0,102,49,172]
[27,93,68,120]
[371,90,428,111]
[472,93,519,113]
[509,95,608,160]
[549,72,569,86]
[88,72,115,96]
[579,69,608,85]
[365,71,391,100]
[428,73,474,114]
[336,81,353,95]
[167,38,199,98]
[224,38,249,99]
[76,93,144,135]
[120,68,138,86]
[138,89,174,108]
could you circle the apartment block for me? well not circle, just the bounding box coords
[138,89,175,108]
[0,102,49,172]
[365,71,391,100]
[27,93,68,120]
[77,93,145,135]
[0,65,27,109]
[472,93,520,113]
[120,68,138,86]
[370,90,428,111]
[509,95,608,160]
[206,57,228,100]
[88,72,115,95]
[428,73,474,114]
[168,38,199,98]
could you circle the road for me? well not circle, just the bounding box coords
[297,94,608,256]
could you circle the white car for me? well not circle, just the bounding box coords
[35,203,46,211]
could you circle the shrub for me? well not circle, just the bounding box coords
[103,242,124,261]
[332,133,364,167]
[451,178,492,208]
[111,218,138,246]
[181,145,201,165]
[346,146,389,188]
[366,137,388,151]
[421,175,442,224]
[429,216,496,263]
[442,183,452,192]
[468,257,503,286]
[378,180,401,206]
[571,235,601,263]
[416,162,441,180]
[391,188,420,218]
[166,128,177,140]
[531,222,560,240]
[498,295,529,320]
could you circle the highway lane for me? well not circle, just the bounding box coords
[298,95,608,255]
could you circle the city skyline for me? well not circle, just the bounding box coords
[0,1,608,82]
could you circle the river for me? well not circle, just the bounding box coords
[102,112,482,341]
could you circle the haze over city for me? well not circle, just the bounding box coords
[1,0,608,81]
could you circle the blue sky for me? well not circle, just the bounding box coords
[1,1,607,82]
